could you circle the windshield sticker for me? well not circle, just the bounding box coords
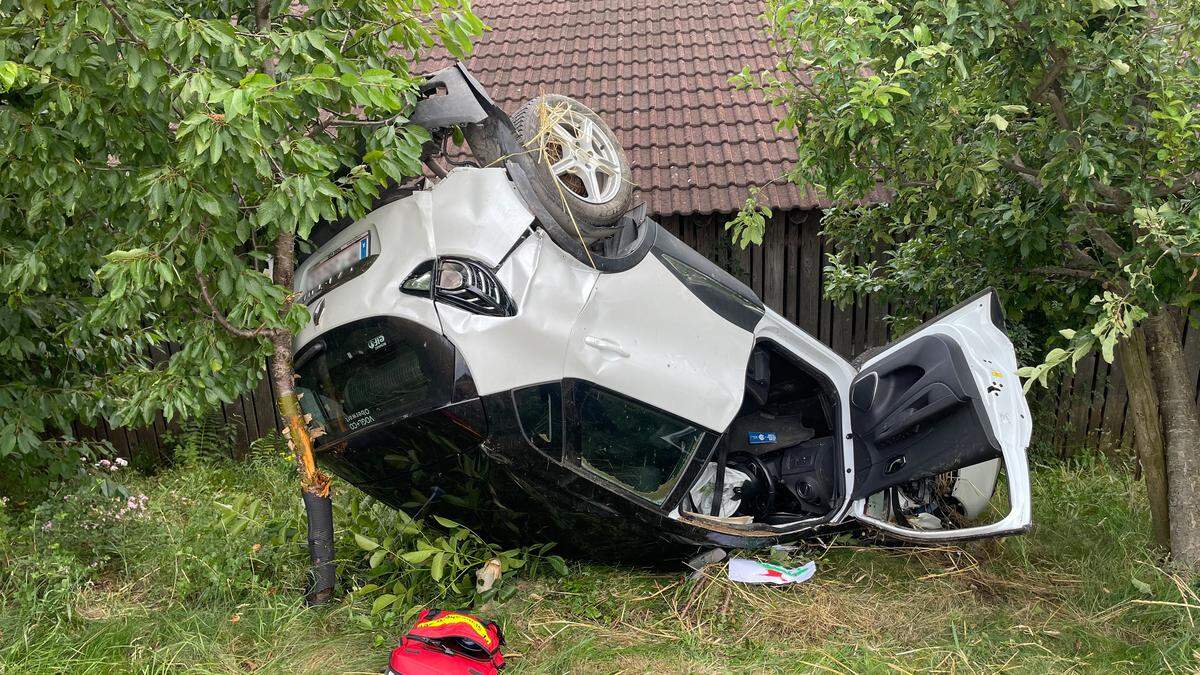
[367,335,387,350]
[748,432,777,445]
[346,408,375,430]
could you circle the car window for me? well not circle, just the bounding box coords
[294,317,455,441]
[513,384,562,456]
[576,385,708,504]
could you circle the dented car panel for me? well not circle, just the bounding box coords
[291,66,1034,562]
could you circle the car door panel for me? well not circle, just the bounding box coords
[564,254,754,431]
[849,289,1032,540]
[850,333,1002,498]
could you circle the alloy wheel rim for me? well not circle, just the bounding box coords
[542,108,622,204]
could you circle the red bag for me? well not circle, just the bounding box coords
[386,608,506,675]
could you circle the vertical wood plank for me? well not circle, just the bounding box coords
[1180,307,1200,406]
[1085,359,1110,454]
[866,244,889,350]
[784,213,800,323]
[762,213,785,314]
[1098,357,1129,456]
[252,369,278,436]
[818,237,834,349]
[1065,354,1098,455]
[798,213,821,336]
[1052,367,1076,454]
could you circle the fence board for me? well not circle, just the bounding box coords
[797,212,821,336]
[1066,354,1098,455]
[1098,355,1129,456]
[784,214,800,324]
[1086,360,1111,452]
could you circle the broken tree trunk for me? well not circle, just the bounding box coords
[1115,326,1172,551]
[1143,309,1200,570]
[271,229,336,605]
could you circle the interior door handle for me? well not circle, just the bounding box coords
[584,336,629,358]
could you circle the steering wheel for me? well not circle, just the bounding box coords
[728,452,776,518]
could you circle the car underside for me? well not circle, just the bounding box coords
[290,65,1034,563]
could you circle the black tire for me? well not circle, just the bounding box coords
[511,94,634,242]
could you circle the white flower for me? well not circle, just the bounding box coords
[115,457,128,467]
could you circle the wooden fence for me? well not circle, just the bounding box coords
[77,208,1200,463]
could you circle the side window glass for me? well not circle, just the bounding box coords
[576,385,707,504]
[513,384,562,456]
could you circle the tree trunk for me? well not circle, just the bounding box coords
[1116,326,1172,550]
[1143,309,1200,569]
[271,230,336,605]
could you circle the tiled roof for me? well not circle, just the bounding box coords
[423,0,823,216]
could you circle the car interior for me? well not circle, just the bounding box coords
[681,341,841,526]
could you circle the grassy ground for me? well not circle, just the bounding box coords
[1,456,1197,674]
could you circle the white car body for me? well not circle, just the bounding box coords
[291,166,1033,558]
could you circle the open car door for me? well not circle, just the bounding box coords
[847,289,1032,541]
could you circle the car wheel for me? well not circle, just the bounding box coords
[512,94,634,243]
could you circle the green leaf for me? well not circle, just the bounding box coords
[1130,576,1153,595]
[430,551,445,581]
[432,515,462,530]
[400,549,434,564]
[371,593,397,614]
[354,533,380,551]
[986,114,1008,131]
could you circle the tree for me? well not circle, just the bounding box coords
[0,0,482,602]
[733,0,1200,566]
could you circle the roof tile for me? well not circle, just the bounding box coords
[427,0,818,215]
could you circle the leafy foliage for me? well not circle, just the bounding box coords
[214,462,568,630]
[735,0,1200,376]
[0,1,483,491]
[160,409,238,465]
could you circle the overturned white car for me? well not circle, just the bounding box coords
[290,66,1033,561]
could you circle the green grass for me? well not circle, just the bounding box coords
[2,457,1197,674]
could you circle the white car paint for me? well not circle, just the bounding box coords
[429,168,536,267]
[293,166,1030,542]
[752,308,859,525]
[564,254,753,431]
[439,230,600,395]
[293,191,439,349]
[848,293,1033,540]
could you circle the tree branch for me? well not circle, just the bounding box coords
[196,272,279,339]
[1033,266,1099,280]
[1032,48,1069,100]
[1152,171,1200,198]
[1001,156,1044,190]
[98,0,145,48]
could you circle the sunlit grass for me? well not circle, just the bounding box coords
[2,457,1196,673]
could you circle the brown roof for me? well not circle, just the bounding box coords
[424,0,823,216]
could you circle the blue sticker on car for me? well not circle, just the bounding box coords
[748,432,777,444]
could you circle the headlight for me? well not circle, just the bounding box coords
[402,258,515,317]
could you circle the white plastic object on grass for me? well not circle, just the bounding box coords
[727,558,816,585]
